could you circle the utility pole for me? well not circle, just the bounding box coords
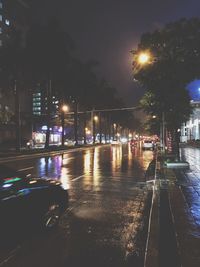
[14,80,21,152]
[91,109,94,143]
[45,79,51,149]
[74,100,78,146]
[83,112,87,145]
[162,111,165,153]
[93,114,96,144]
[99,112,102,144]
[61,110,65,147]
[108,113,111,142]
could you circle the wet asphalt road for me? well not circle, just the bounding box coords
[1,144,155,267]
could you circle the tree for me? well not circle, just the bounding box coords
[26,18,74,148]
[131,18,200,153]
[0,21,28,151]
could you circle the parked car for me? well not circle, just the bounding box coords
[0,165,68,238]
[142,140,154,150]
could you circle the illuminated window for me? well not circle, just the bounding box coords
[0,3,2,9]
[0,15,2,21]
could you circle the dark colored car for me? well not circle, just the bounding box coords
[0,165,68,238]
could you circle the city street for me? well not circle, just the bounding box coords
[0,144,154,267]
[1,2,200,267]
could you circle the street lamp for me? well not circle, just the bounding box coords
[137,51,152,65]
[61,105,69,147]
[93,116,98,144]
[113,123,117,140]
[94,116,98,122]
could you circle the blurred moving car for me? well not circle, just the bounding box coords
[142,140,154,150]
[0,165,68,237]
[130,139,137,148]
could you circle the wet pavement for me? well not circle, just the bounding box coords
[0,144,155,267]
[160,146,200,267]
[179,146,200,229]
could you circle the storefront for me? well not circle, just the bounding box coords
[32,126,62,146]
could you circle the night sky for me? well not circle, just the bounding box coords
[35,0,200,106]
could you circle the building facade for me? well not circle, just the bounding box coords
[32,85,63,146]
[181,101,200,142]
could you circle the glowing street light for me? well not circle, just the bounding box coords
[61,104,69,147]
[93,116,98,144]
[137,51,151,65]
[62,104,69,113]
[94,115,98,122]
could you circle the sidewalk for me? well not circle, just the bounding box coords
[165,168,200,267]
[145,157,200,267]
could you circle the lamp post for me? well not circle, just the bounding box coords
[113,123,116,140]
[61,105,69,147]
[93,115,98,144]
[14,80,21,152]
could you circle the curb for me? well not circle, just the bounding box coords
[0,144,109,164]
[144,157,160,267]
[166,169,200,267]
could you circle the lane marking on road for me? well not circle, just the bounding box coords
[17,167,34,172]
[0,246,21,267]
[62,157,75,161]
[71,175,85,182]
[0,144,110,164]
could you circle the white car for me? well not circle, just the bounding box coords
[111,139,120,145]
[64,140,75,146]
[142,140,154,150]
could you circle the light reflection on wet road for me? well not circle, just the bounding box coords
[2,144,154,267]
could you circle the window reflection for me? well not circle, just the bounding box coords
[93,147,100,186]
[60,168,70,190]
[84,151,92,176]
[111,146,122,174]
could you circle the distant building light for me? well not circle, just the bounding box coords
[42,125,48,131]
[5,19,10,26]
